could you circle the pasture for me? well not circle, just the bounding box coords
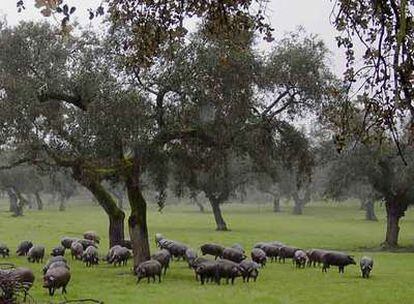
[0,201,413,304]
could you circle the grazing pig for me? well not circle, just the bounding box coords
[51,246,65,257]
[60,237,79,250]
[251,248,267,267]
[306,249,329,267]
[222,248,246,263]
[70,242,84,260]
[231,244,245,254]
[27,245,45,263]
[16,241,33,256]
[78,239,97,250]
[278,246,299,263]
[293,250,308,268]
[135,260,162,283]
[185,248,198,268]
[158,239,174,250]
[109,247,131,266]
[105,245,122,263]
[43,256,67,274]
[43,267,71,296]
[190,257,210,272]
[195,260,219,285]
[253,242,267,249]
[200,243,225,260]
[216,259,242,285]
[82,246,99,267]
[260,244,280,262]
[83,231,100,244]
[322,251,356,273]
[151,249,171,275]
[166,242,188,261]
[0,243,10,258]
[11,267,35,301]
[48,261,70,272]
[360,256,374,278]
[239,260,260,282]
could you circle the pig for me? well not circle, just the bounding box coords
[293,250,308,268]
[322,251,356,273]
[360,256,374,278]
[78,239,97,250]
[166,242,188,261]
[16,241,33,256]
[200,243,225,260]
[83,231,100,244]
[306,249,329,267]
[82,246,99,267]
[48,261,70,272]
[43,266,71,296]
[185,248,198,268]
[239,260,260,282]
[105,245,122,263]
[278,246,299,263]
[27,245,45,263]
[70,242,84,260]
[109,247,131,266]
[251,248,267,267]
[135,260,162,283]
[43,256,67,274]
[231,244,245,254]
[216,259,242,285]
[60,237,79,250]
[195,260,219,285]
[222,248,246,263]
[0,243,10,258]
[260,244,280,262]
[151,249,171,275]
[50,246,65,257]
[10,267,35,301]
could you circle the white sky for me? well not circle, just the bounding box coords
[0,0,346,76]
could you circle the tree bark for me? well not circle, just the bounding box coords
[72,167,126,249]
[209,198,228,231]
[126,155,150,268]
[292,199,304,215]
[364,200,377,221]
[195,199,205,213]
[383,200,406,248]
[7,188,22,217]
[35,192,43,210]
[58,196,66,211]
[273,195,281,213]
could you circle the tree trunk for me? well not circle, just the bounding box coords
[72,167,126,249]
[84,180,126,248]
[7,188,22,217]
[209,198,228,231]
[383,200,406,248]
[58,196,66,211]
[273,195,281,213]
[292,199,304,215]
[126,174,150,268]
[364,200,377,221]
[35,192,43,210]
[195,199,204,213]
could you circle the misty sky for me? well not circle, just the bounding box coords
[0,0,346,76]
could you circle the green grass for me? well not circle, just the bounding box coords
[0,201,413,303]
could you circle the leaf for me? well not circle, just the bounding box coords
[63,4,68,14]
[34,0,46,9]
[69,7,76,14]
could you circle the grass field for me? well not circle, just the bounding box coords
[0,201,413,304]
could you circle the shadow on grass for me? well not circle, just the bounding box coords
[356,245,414,253]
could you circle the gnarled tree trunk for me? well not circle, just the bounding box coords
[7,188,23,217]
[72,167,126,249]
[209,198,228,231]
[126,156,150,268]
[273,195,281,213]
[35,192,43,210]
[364,200,377,221]
[383,200,407,248]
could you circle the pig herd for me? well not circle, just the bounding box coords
[0,231,374,298]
